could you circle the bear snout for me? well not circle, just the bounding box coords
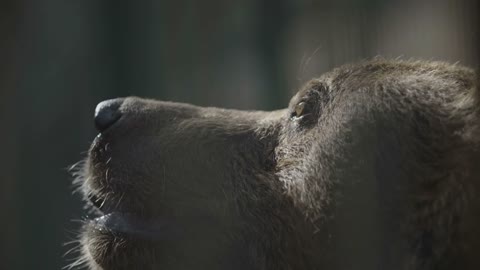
[94,98,124,132]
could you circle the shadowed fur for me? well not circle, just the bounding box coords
[70,59,480,270]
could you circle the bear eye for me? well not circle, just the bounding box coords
[292,102,306,118]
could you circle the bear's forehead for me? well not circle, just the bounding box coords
[295,59,475,100]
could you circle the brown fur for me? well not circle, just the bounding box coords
[71,59,480,270]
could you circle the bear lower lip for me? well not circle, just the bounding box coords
[92,212,166,240]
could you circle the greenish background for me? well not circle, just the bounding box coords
[0,0,478,269]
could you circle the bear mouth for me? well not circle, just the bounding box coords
[79,135,165,239]
[91,212,166,240]
[84,191,166,239]
[82,194,166,269]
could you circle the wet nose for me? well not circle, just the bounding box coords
[94,98,124,132]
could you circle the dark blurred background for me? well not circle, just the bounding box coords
[0,0,478,269]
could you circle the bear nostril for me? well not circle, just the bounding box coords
[94,99,124,132]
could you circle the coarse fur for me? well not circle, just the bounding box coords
[69,59,480,270]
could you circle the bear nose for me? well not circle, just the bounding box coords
[94,99,124,132]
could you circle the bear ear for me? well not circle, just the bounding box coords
[476,71,480,106]
[462,71,480,144]
[448,70,480,145]
[471,70,480,114]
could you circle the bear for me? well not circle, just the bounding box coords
[70,59,480,270]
